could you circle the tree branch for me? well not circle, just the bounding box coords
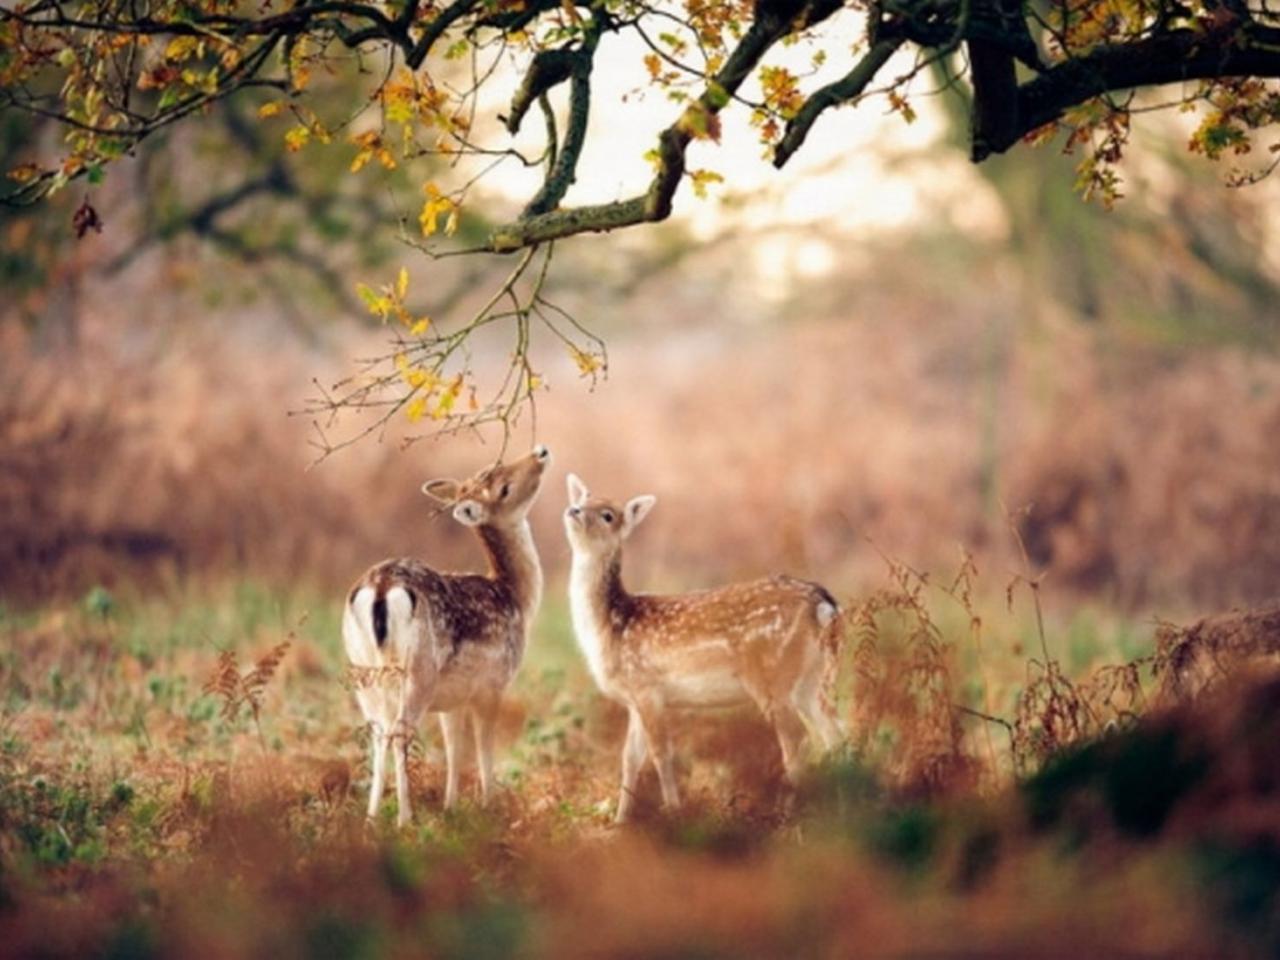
[773,37,905,168]
[521,24,603,216]
[486,0,842,251]
[968,36,1019,161]
[975,24,1280,159]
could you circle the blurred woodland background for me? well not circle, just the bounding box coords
[3,80,1278,611]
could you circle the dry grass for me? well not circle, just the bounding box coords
[3,568,1280,958]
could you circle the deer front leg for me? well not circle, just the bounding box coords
[635,702,680,811]
[439,711,465,810]
[616,706,650,824]
[470,696,500,805]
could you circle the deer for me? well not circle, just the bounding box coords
[563,473,844,822]
[343,445,551,826]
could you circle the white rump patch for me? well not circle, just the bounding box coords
[385,586,415,636]
[343,586,379,665]
[816,601,838,628]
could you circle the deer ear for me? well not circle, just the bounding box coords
[622,495,657,537]
[422,478,460,503]
[566,473,589,507]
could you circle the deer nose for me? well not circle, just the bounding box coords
[567,506,582,518]
[533,444,551,462]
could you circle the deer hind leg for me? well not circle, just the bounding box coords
[356,687,393,819]
[793,658,842,753]
[772,704,810,784]
[742,673,810,785]
[439,710,466,810]
[470,694,501,806]
[393,670,434,827]
[367,722,391,819]
[616,706,650,824]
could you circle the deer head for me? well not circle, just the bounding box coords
[423,445,552,528]
[563,473,656,561]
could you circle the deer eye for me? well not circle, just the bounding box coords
[601,510,615,524]
[500,482,511,499]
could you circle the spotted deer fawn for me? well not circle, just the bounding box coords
[343,445,551,826]
[563,474,843,822]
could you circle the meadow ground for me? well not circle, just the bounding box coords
[3,570,1279,959]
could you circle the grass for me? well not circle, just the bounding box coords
[0,576,1275,958]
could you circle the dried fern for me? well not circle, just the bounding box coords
[202,640,292,749]
[203,648,244,722]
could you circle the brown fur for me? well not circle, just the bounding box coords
[564,474,842,822]
[344,446,551,825]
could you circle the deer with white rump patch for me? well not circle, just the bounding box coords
[563,474,843,822]
[343,445,551,826]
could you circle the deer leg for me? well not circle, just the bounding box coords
[471,696,500,805]
[367,723,390,819]
[616,706,650,824]
[635,703,680,811]
[439,711,466,810]
[743,676,810,785]
[772,704,810,785]
[392,676,431,828]
[794,666,842,753]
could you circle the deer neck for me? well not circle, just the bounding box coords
[569,547,629,690]
[477,520,543,625]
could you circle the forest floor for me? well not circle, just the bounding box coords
[2,574,1278,959]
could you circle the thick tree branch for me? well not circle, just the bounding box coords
[521,24,603,217]
[975,24,1280,158]
[968,38,1019,160]
[405,0,479,68]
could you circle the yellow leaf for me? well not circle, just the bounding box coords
[689,168,724,199]
[283,125,310,152]
[385,100,414,125]
[357,283,391,320]
[404,367,434,389]
[445,207,460,236]
[257,101,284,119]
[164,36,201,63]
[409,317,431,336]
[418,185,457,237]
[396,267,409,300]
[405,397,427,423]
[7,162,40,183]
[570,347,603,375]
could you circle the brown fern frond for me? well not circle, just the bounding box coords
[203,648,243,721]
[243,641,291,713]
